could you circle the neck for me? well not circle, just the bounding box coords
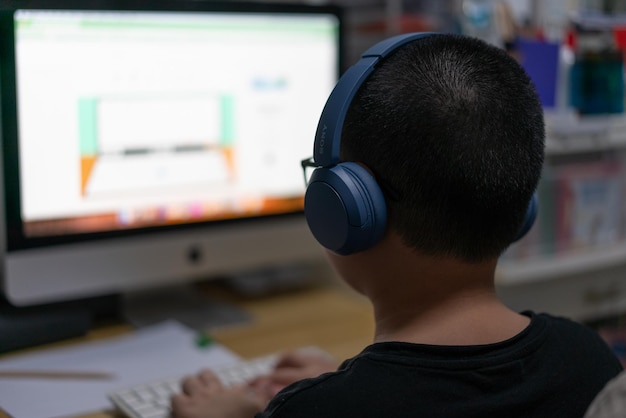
[371,286,529,346]
[342,235,530,346]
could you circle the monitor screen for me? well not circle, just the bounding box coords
[0,1,341,306]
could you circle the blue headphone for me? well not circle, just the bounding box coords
[303,32,538,256]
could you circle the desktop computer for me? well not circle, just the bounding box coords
[0,0,343,351]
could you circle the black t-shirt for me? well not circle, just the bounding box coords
[257,312,623,418]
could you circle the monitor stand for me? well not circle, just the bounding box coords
[122,283,252,331]
[122,262,322,331]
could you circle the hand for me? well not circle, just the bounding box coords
[249,350,339,398]
[171,369,266,418]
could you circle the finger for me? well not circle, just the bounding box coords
[259,381,288,398]
[247,377,277,397]
[274,352,310,368]
[197,368,222,388]
[234,383,274,409]
[248,375,270,389]
[171,392,187,406]
[170,393,190,415]
[180,375,204,396]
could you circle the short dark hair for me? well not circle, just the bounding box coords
[342,34,545,262]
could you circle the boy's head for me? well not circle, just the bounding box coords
[339,33,545,263]
[341,35,544,261]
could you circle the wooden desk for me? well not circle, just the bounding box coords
[0,277,374,418]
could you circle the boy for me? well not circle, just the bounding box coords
[172,33,623,418]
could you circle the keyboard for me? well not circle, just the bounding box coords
[108,353,279,418]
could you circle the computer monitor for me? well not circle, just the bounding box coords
[0,1,341,309]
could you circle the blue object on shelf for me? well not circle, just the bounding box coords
[517,39,560,108]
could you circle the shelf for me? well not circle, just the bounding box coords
[496,242,626,285]
[545,112,626,155]
[502,113,626,286]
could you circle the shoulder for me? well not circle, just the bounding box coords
[526,311,622,373]
[530,311,614,347]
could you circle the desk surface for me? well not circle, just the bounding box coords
[0,278,374,418]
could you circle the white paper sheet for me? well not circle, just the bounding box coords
[0,320,241,418]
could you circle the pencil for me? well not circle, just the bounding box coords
[0,370,114,380]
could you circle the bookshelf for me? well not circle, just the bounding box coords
[544,112,626,154]
[497,114,626,321]
[497,241,626,285]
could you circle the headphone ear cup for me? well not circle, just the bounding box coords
[304,162,387,255]
[514,193,538,242]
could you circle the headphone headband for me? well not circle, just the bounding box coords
[313,32,435,167]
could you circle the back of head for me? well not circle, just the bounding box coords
[342,34,545,263]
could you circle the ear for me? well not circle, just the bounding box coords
[304,162,387,255]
